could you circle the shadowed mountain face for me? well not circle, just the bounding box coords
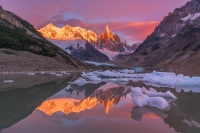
[0,73,80,131]
[0,6,88,70]
[121,0,200,75]
[70,42,109,62]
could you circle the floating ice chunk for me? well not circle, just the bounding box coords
[149,87,157,93]
[119,69,134,74]
[131,87,148,107]
[61,71,69,75]
[72,76,101,86]
[3,80,14,83]
[49,72,56,75]
[148,96,170,110]
[82,71,101,81]
[175,76,200,86]
[72,78,88,86]
[27,72,35,75]
[131,87,170,110]
[79,70,200,89]
[176,86,200,93]
[55,74,62,77]
[142,87,177,99]
[40,71,45,74]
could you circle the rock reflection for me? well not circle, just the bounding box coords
[131,106,168,121]
[0,73,80,131]
[163,89,200,133]
[37,82,130,115]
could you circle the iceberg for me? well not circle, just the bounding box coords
[142,87,177,99]
[131,87,170,110]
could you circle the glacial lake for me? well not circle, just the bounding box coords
[0,71,200,133]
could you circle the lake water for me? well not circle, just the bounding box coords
[0,72,200,133]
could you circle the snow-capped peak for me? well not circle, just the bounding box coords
[38,23,98,42]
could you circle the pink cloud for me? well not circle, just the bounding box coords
[0,0,188,42]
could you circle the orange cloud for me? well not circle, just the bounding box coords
[111,21,160,42]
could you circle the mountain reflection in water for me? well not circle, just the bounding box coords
[1,75,200,133]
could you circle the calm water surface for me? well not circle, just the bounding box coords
[0,73,200,133]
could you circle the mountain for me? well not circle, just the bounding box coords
[0,5,88,71]
[38,23,98,42]
[48,38,109,62]
[38,23,109,62]
[120,0,200,75]
[97,26,136,52]
[38,24,138,61]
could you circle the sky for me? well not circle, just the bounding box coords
[1,0,189,44]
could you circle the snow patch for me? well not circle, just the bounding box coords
[191,13,200,20]
[172,34,176,38]
[160,33,165,37]
[182,14,193,21]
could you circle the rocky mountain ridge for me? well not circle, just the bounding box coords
[38,24,138,61]
[120,0,200,75]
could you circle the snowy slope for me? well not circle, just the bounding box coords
[98,48,120,60]
[48,38,86,54]
[38,23,98,42]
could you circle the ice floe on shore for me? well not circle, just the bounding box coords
[3,80,14,83]
[73,70,200,86]
[72,69,200,92]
